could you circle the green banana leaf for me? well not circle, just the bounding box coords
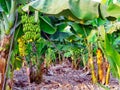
[22,0,99,21]
[68,22,91,38]
[113,36,120,46]
[69,0,99,20]
[0,0,11,13]
[56,22,68,32]
[87,30,97,43]
[40,16,56,34]
[104,35,120,79]
[107,3,120,18]
[68,22,84,36]
[22,0,69,14]
[22,0,120,22]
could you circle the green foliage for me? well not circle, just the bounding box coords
[17,5,26,15]
[87,29,97,43]
[0,0,11,13]
[22,0,69,15]
[69,0,99,20]
[0,0,16,36]
[22,0,120,23]
[45,48,56,68]
[113,36,120,53]
[107,3,120,19]
[40,16,56,34]
[63,45,84,69]
[71,47,81,59]
[22,0,100,23]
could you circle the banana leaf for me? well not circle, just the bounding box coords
[40,16,56,34]
[22,0,99,21]
[107,3,120,18]
[22,0,120,22]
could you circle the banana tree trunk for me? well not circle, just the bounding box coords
[0,35,11,89]
[0,0,16,89]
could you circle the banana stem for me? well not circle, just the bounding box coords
[0,21,5,40]
[9,0,16,28]
[105,64,110,85]
[97,49,104,84]
[82,26,97,83]
[89,43,97,83]
[2,12,10,34]
[89,56,97,83]
[35,11,39,22]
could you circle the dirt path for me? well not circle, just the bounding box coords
[12,60,120,90]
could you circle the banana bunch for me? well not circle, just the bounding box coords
[17,36,26,57]
[21,14,40,42]
[17,8,41,57]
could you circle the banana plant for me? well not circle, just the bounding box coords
[22,0,120,83]
[0,1,119,89]
[98,26,120,81]
[0,0,17,89]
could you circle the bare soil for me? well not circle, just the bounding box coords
[11,60,120,90]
